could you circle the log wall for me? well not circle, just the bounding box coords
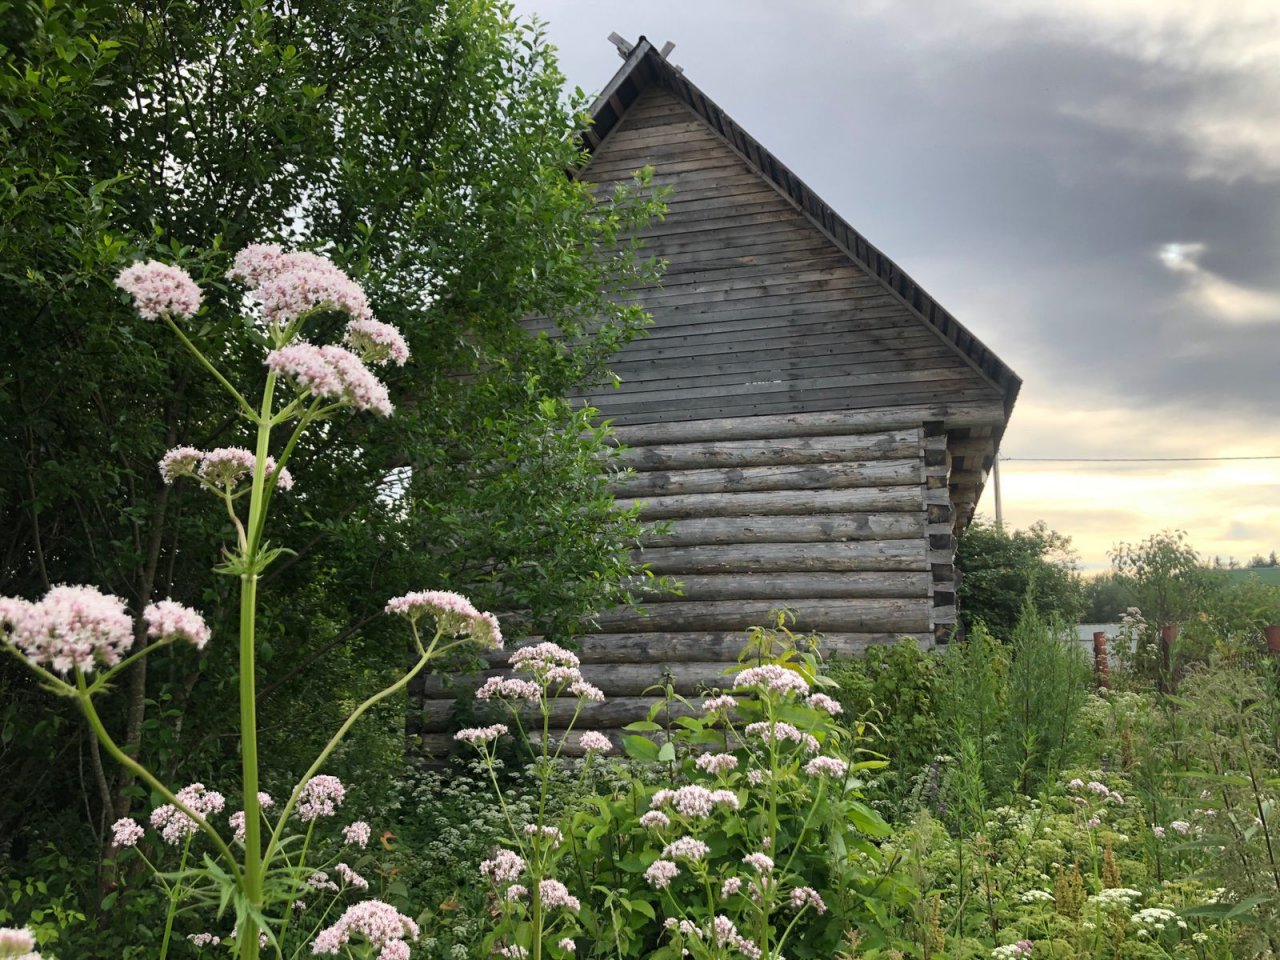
[409,410,959,756]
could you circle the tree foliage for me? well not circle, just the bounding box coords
[0,0,664,913]
[955,518,1084,638]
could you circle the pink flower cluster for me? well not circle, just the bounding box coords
[150,783,225,845]
[228,795,272,843]
[344,319,410,367]
[539,879,580,913]
[694,752,738,775]
[385,590,501,648]
[311,900,419,958]
[344,821,372,848]
[645,859,679,889]
[482,642,604,703]
[745,721,820,753]
[701,694,737,714]
[116,260,203,322]
[734,664,810,697]
[1,585,133,674]
[805,693,843,715]
[480,848,525,885]
[111,817,144,847]
[336,862,369,890]
[297,775,346,822]
[266,343,393,417]
[661,836,710,861]
[454,724,508,746]
[743,852,773,873]
[789,886,827,914]
[803,756,848,778]
[228,244,373,327]
[639,811,670,830]
[523,824,563,847]
[159,446,294,493]
[144,599,211,649]
[709,915,761,960]
[578,730,612,753]
[187,932,221,947]
[650,785,740,818]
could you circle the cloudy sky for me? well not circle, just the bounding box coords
[512,0,1280,570]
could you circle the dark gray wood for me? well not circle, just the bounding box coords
[595,598,930,633]
[420,661,740,699]
[640,513,925,547]
[638,540,928,574]
[616,430,920,470]
[610,459,920,497]
[623,485,924,520]
[480,631,930,664]
[608,403,1004,444]
[636,571,932,601]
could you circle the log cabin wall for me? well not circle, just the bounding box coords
[406,40,1020,757]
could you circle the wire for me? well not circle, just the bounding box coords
[1001,455,1280,463]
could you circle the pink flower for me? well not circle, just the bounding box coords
[144,599,211,649]
[226,243,289,288]
[639,811,670,830]
[475,677,541,701]
[789,886,827,914]
[539,879,580,912]
[569,678,605,702]
[256,260,372,327]
[297,775,345,822]
[504,885,527,902]
[198,447,256,486]
[523,824,563,847]
[805,693,843,715]
[308,871,339,892]
[734,665,810,697]
[336,862,369,890]
[558,938,576,953]
[1152,826,1166,839]
[311,900,419,955]
[455,724,508,746]
[721,877,743,897]
[266,343,392,416]
[187,932,221,947]
[803,756,848,779]
[743,852,773,873]
[345,319,410,367]
[644,859,679,889]
[662,836,710,861]
[159,446,203,483]
[111,817,144,847]
[0,928,35,956]
[229,810,247,843]
[744,721,820,753]
[695,753,738,775]
[3,584,133,674]
[343,821,372,848]
[116,260,202,321]
[480,849,525,885]
[150,783,225,844]
[701,695,737,714]
[509,642,581,670]
[385,590,500,646]
[497,948,528,959]
[578,731,612,753]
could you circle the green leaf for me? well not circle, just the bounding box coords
[622,735,660,761]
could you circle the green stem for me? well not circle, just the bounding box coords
[163,315,258,421]
[263,626,449,869]
[158,837,192,960]
[239,370,279,960]
[74,673,241,876]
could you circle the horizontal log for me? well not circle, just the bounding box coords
[419,661,740,699]
[641,513,925,547]
[638,571,932,602]
[415,696,699,733]
[625,486,924,520]
[593,598,931,634]
[609,402,1007,445]
[610,459,920,498]
[616,432,919,471]
[477,631,930,665]
[638,539,928,574]
[611,342,954,381]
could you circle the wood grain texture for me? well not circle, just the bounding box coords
[610,459,920,497]
[617,430,921,471]
[640,513,925,547]
[638,539,928,574]
[624,485,924,520]
[594,598,931,633]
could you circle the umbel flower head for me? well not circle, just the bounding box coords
[1,585,133,674]
[116,260,203,321]
[228,244,375,329]
[266,343,393,417]
[385,590,502,648]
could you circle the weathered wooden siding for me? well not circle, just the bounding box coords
[525,86,1004,425]
[408,410,958,756]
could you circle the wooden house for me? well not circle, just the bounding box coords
[410,37,1020,752]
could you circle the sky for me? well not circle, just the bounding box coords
[510,0,1280,571]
